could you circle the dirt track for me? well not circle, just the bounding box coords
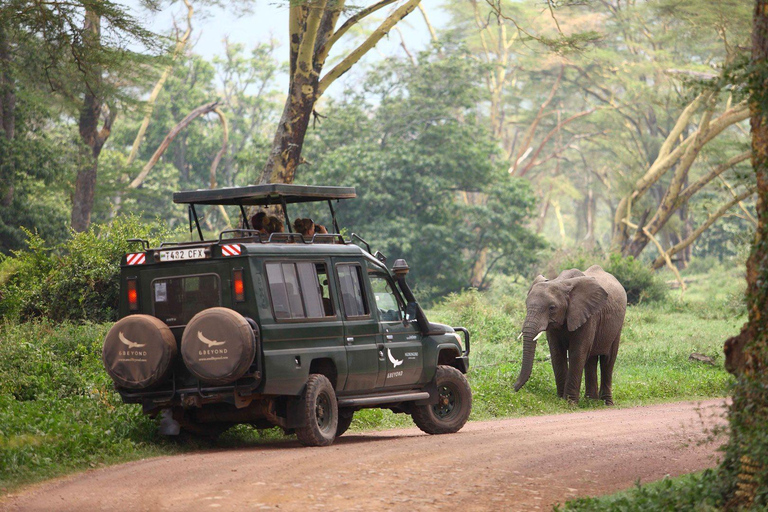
[1,399,727,511]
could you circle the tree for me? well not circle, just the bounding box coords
[301,46,544,300]
[720,1,768,507]
[258,0,424,185]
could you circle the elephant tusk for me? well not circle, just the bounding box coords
[517,332,523,340]
[533,331,545,341]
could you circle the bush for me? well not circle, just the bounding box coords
[0,320,170,490]
[557,470,724,511]
[544,250,667,305]
[0,216,178,323]
[604,254,668,304]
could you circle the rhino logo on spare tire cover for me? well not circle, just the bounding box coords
[102,315,177,390]
[181,308,255,385]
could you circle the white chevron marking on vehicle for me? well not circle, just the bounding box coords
[387,349,403,368]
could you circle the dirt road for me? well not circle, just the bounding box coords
[1,399,726,511]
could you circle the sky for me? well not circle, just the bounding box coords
[122,0,450,94]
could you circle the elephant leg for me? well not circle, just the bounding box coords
[599,336,621,406]
[547,334,568,398]
[563,324,597,404]
[584,356,599,399]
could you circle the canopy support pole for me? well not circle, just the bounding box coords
[239,204,250,229]
[328,200,340,234]
[281,196,292,233]
[190,204,204,241]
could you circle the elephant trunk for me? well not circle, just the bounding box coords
[514,314,547,392]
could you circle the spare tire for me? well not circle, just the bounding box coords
[103,315,177,389]
[181,308,255,385]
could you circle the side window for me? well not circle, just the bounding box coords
[369,274,404,322]
[266,262,333,320]
[337,264,369,318]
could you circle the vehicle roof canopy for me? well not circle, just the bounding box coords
[173,184,356,206]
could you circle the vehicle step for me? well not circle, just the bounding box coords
[337,391,430,407]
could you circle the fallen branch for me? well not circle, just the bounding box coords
[129,100,219,189]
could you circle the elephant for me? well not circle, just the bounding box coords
[513,265,627,405]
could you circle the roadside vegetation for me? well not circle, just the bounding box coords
[0,229,742,492]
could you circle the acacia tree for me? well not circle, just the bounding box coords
[258,0,423,184]
[720,0,768,506]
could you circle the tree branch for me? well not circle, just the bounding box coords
[317,0,421,97]
[129,100,219,189]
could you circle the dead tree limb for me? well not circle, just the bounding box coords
[129,100,219,189]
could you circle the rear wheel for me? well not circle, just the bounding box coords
[412,365,472,435]
[296,374,338,447]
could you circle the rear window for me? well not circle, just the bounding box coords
[266,262,334,320]
[152,274,221,326]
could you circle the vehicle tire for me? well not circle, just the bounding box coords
[181,308,255,385]
[336,410,354,437]
[411,365,472,435]
[296,374,338,447]
[102,314,177,389]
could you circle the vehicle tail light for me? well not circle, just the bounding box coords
[127,277,139,311]
[233,269,245,302]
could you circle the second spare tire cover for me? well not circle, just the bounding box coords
[181,307,255,385]
[102,314,177,389]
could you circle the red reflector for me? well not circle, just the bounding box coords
[233,269,245,302]
[127,278,139,311]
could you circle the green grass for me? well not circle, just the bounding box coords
[556,470,723,511]
[0,264,744,496]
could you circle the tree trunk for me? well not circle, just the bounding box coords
[71,8,113,232]
[0,23,16,206]
[721,1,768,507]
[259,73,317,184]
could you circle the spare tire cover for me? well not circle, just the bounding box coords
[181,308,255,385]
[102,314,177,389]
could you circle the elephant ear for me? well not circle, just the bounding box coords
[556,268,585,281]
[565,277,609,331]
[528,275,548,295]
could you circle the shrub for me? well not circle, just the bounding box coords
[0,216,178,323]
[604,254,668,304]
[0,320,169,489]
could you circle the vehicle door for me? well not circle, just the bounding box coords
[335,261,386,391]
[368,271,424,387]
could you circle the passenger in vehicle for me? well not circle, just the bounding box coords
[293,218,328,238]
[250,211,267,232]
[263,216,284,234]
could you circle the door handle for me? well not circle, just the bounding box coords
[346,337,354,345]
[385,334,394,340]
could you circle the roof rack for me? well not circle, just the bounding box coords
[218,229,347,245]
[173,184,356,206]
[173,184,356,242]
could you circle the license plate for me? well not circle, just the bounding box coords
[159,248,207,262]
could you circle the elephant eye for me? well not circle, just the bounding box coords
[549,305,556,311]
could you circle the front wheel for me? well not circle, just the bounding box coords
[412,366,472,435]
[296,374,338,447]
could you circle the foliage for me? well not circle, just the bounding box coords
[0,320,175,491]
[546,250,668,304]
[301,44,546,302]
[557,470,724,511]
[0,216,178,323]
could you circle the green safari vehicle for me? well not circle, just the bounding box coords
[102,184,471,446]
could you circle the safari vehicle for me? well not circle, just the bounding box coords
[102,184,471,446]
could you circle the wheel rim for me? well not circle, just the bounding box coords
[433,384,459,419]
[315,391,333,432]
